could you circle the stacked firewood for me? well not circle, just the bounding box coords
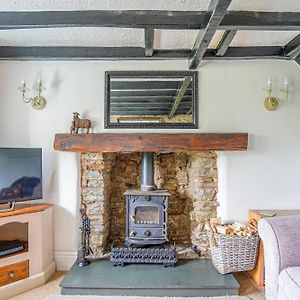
[205,217,258,237]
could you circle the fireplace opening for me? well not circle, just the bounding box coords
[81,151,218,259]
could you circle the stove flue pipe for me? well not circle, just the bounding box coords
[140,152,155,191]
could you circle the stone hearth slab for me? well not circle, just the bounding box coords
[60,259,240,297]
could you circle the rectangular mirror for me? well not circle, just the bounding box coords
[104,71,198,129]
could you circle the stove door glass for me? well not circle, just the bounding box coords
[134,206,159,225]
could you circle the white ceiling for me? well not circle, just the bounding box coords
[0,0,299,49]
[1,0,300,12]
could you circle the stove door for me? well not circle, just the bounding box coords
[129,201,165,228]
[134,205,159,225]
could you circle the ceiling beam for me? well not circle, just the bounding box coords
[188,0,232,69]
[0,11,299,31]
[169,76,192,116]
[0,10,207,30]
[111,80,186,90]
[204,46,286,60]
[0,46,190,60]
[220,11,300,31]
[278,34,300,59]
[216,30,237,56]
[295,56,300,67]
[0,46,290,61]
[186,108,192,115]
[144,28,154,57]
[289,46,300,60]
[111,90,192,96]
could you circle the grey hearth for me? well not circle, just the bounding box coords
[60,259,239,296]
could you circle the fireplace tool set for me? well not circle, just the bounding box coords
[77,152,178,267]
[77,204,92,267]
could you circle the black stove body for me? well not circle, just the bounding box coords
[125,189,169,247]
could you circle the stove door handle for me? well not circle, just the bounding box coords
[144,230,151,237]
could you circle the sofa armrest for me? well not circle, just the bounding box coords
[258,216,300,300]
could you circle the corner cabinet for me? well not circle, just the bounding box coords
[0,204,55,300]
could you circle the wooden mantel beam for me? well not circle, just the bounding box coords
[54,133,248,153]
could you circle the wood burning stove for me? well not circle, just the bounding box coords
[110,152,177,266]
[125,189,169,246]
[125,152,169,246]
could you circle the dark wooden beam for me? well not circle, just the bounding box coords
[110,111,188,115]
[216,30,237,56]
[0,10,207,30]
[169,76,192,116]
[111,80,185,90]
[186,108,192,115]
[284,34,300,59]
[295,56,300,66]
[111,90,192,97]
[204,46,286,60]
[0,47,190,60]
[276,34,300,58]
[54,133,248,152]
[221,11,300,31]
[144,28,154,57]
[289,46,300,60]
[0,46,291,60]
[0,11,299,31]
[111,96,192,102]
[189,0,232,69]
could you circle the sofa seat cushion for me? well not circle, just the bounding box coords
[279,267,300,300]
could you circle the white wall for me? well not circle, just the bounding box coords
[0,59,299,270]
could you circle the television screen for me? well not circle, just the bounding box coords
[0,148,42,204]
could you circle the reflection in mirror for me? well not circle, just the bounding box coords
[105,71,198,129]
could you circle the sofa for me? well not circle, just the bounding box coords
[258,216,300,300]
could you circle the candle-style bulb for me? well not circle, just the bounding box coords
[283,77,289,89]
[267,77,272,89]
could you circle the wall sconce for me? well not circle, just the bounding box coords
[18,79,46,110]
[264,77,289,111]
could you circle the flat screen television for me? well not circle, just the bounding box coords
[0,148,42,206]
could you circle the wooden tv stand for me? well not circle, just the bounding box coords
[0,203,55,300]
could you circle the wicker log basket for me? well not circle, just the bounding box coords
[207,219,260,274]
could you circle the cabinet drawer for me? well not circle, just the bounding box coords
[0,260,29,287]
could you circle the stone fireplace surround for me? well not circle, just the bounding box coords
[54,133,248,259]
[81,151,218,258]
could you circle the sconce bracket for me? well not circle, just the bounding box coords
[31,96,46,110]
[264,96,279,111]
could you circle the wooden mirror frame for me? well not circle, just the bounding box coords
[104,71,198,129]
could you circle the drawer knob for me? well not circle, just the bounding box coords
[144,230,151,237]
[130,231,137,237]
[145,195,151,201]
[8,271,14,278]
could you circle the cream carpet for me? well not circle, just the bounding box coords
[45,296,250,300]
